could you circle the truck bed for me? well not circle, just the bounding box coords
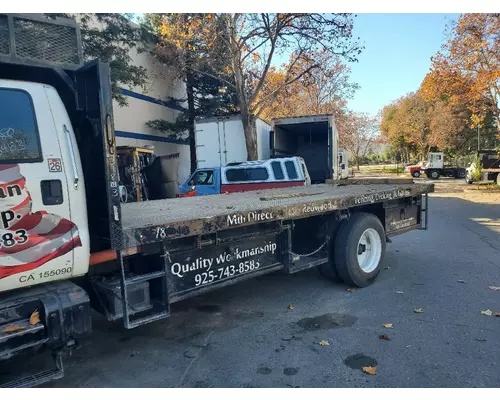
[120,182,433,247]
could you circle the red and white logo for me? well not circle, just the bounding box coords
[0,164,81,279]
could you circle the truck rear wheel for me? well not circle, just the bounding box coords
[427,170,440,180]
[318,223,343,283]
[318,262,342,282]
[334,213,386,287]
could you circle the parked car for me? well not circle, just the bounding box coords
[178,157,311,197]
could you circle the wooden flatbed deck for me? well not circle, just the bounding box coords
[120,182,434,247]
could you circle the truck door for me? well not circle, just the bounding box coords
[0,81,77,289]
[188,169,218,196]
[74,60,120,252]
[221,119,247,165]
[195,121,224,168]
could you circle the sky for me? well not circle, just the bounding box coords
[346,13,460,116]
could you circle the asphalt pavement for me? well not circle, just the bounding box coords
[7,180,500,388]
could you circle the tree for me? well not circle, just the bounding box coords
[397,92,432,160]
[422,71,498,152]
[380,98,415,163]
[423,14,500,133]
[45,13,150,106]
[155,13,362,160]
[144,13,238,172]
[256,54,358,122]
[338,111,377,170]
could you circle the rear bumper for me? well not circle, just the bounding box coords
[0,281,91,362]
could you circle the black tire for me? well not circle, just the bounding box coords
[318,262,343,282]
[427,170,440,180]
[318,223,343,283]
[334,213,386,288]
[412,170,421,178]
[457,169,466,179]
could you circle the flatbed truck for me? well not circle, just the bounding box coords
[0,14,434,387]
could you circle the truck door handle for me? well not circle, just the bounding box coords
[41,180,63,205]
[63,124,79,189]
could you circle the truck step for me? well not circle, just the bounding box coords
[124,270,165,285]
[0,354,63,388]
[126,310,170,329]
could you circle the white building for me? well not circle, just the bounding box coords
[82,15,191,184]
[112,45,191,184]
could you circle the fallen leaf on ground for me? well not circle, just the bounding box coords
[2,325,25,333]
[457,280,466,283]
[480,309,493,316]
[30,310,40,325]
[488,286,500,291]
[362,366,376,375]
[318,340,329,346]
[383,323,393,329]
[395,291,404,294]
[414,308,424,313]
[346,288,356,293]
[379,334,390,341]
[287,304,294,310]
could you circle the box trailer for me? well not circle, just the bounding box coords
[270,115,339,183]
[195,116,270,168]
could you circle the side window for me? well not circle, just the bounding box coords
[285,161,298,179]
[225,168,246,182]
[247,168,268,181]
[226,168,269,182]
[271,161,284,180]
[191,170,214,185]
[0,89,42,163]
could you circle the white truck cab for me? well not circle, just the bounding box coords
[427,152,444,169]
[0,80,89,292]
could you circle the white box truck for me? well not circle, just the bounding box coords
[194,116,271,168]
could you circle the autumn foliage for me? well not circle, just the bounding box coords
[382,13,499,161]
[152,13,362,160]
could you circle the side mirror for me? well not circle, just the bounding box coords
[189,180,194,186]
